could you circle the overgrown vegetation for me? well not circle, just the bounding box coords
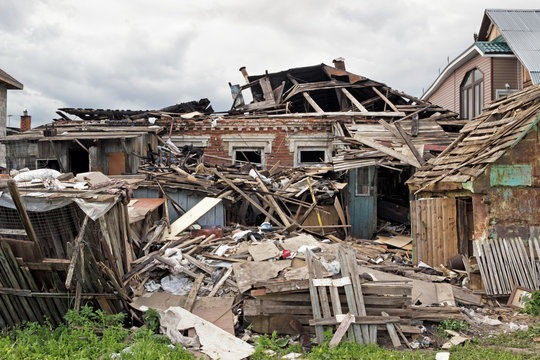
[522,290,540,317]
[0,305,194,359]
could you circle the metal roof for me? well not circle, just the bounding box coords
[486,9,540,84]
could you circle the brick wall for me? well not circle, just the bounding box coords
[169,117,335,169]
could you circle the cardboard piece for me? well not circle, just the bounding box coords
[131,292,235,334]
[248,242,281,262]
[232,260,292,293]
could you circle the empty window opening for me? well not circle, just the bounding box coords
[234,148,262,165]
[299,150,326,164]
[69,149,89,175]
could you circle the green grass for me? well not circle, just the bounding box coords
[0,305,195,360]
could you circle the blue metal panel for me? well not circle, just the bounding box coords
[132,188,224,226]
[348,167,377,239]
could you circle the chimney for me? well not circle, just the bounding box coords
[239,66,249,83]
[333,57,346,71]
[20,109,31,132]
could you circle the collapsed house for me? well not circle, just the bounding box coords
[408,84,540,295]
[0,61,538,356]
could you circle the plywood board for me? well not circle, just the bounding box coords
[108,152,125,175]
[165,197,222,239]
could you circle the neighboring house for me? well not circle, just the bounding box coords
[408,84,540,268]
[422,9,540,119]
[0,68,23,171]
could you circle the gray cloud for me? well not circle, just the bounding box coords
[1,0,538,126]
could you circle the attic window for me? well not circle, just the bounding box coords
[234,148,263,166]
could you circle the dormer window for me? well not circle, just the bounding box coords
[460,69,484,119]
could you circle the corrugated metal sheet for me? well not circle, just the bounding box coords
[487,9,540,84]
[133,188,225,226]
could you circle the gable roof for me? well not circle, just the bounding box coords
[479,9,540,84]
[421,42,515,100]
[409,83,540,190]
[0,68,23,90]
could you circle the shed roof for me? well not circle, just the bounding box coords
[479,9,540,84]
[0,68,23,90]
[409,83,540,189]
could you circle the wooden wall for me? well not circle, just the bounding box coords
[411,197,458,267]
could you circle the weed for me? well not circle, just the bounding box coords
[522,290,540,316]
[437,318,469,337]
[0,306,195,360]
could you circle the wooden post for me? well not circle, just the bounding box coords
[7,181,41,251]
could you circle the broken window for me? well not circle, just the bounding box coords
[234,148,263,166]
[297,148,327,166]
[356,167,374,196]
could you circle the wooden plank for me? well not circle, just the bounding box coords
[338,247,363,343]
[312,258,332,322]
[351,135,421,168]
[382,311,401,348]
[517,237,536,290]
[345,247,369,343]
[255,177,293,228]
[165,197,222,239]
[473,240,492,295]
[65,216,90,290]
[306,251,324,343]
[184,273,204,311]
[329,313,354,348]
[393,122,425,166]
[288,75,324,113]
[529,239,538,290]
[213,170,284,227]
[371,87,400,112]
[208,267,233,297]
[341,88,368,112]
[6,181,41,254]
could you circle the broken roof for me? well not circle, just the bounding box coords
[2,123,160,142]
[58,98,213,121]
[232,62,459,123]
[409,83,540,190]
[0,68,23,90]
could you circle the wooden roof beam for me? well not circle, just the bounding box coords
[287,74,324,113]
[372,87,400,113]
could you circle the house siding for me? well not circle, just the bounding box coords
[427,54,492,117]
[492,57,520,97]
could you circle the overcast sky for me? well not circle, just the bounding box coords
[1,0,538,127]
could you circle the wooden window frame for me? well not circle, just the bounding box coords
[460,69,484,120]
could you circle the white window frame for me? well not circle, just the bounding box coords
[289,134,333,167]
[169,135,210,148]
[233,147,265,167]
[495,89,517,99]
[296,147,329,167]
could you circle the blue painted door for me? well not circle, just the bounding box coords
[348,166,377,239]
